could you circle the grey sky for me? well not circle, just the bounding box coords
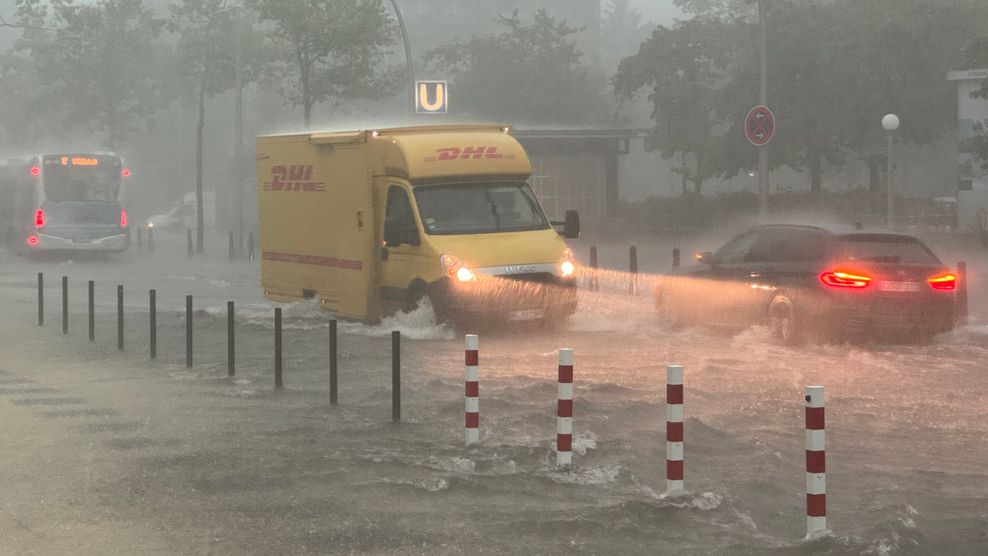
[626,0,684,24]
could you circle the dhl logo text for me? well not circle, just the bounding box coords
[425,146,514,162]
[263,165,326,192]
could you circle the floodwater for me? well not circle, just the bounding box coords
[0,231,985,555]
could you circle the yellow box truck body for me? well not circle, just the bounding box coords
[257,125,578,324]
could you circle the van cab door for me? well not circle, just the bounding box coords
[376,180,435,314]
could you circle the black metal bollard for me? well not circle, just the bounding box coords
[330,319,338,406]
[392,330,401,423]
[117,285,124,351]
[149,289,157,359]
[589,245,599,292]
[187,229,194,258]
[227,301,235,377]
[274,308,283,388]
[673,247,681,270]
[957,261,969,322]
[37,272,44,326]
[148,227,155,253]
[185,295,193,368]
[629,246,639,296]
[62,275,68,335]
[88,280,95,342]
[248,232,255,263]
[228,231,235,262]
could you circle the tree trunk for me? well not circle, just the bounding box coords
[868,155,882,215]
[680,151,688,197]
[692,151,704,195]
[809,152,822,195]
[195,73,206,255]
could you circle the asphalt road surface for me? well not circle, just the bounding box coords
[0,231,985,555]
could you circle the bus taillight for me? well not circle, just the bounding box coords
[120,210,128,228]
[35,209,45,229]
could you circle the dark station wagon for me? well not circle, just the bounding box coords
[655,225,958,344]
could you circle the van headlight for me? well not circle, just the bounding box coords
[440,253,477,282]
[560,248,576,278]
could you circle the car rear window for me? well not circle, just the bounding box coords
[835,234,941,265]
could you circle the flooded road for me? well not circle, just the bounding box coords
[0,232,985,555]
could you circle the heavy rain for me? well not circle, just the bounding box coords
[0,1,986,554]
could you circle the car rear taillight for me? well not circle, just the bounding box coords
[928,273,956,291]
[120,210,128,228]
[820,271,871,288]
[35,209,44,229]
[26,235,39,247]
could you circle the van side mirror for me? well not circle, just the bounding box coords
[551,210,580,239]
[384,227,400,248]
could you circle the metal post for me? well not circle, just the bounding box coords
[274,307,283,388]
[149,289,157,359]
[957,261,969,322]
[629,246,639,296]
[673,248,681,270]
[37,272,44,326]
[388,0,416,116]
[329,319,338,405]
[136,227,143,250]
[886,133,895,229]
[62,275,68,335]
[589,245,598,291]
[228,231,235,262]
[234,0,245,253]
[185,295,193,368]
[88,280,95,341]
[148,227,155,253]
[187,229,194,257]
[227,301,235,377]
[248,232,255,263]
[117,285,124,351]
[757,0,770,219]
[392,330,400,422]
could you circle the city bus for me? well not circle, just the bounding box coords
[0,152,130,253]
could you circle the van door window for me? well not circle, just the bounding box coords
[385,187,419,247]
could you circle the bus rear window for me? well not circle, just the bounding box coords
[835,235,941,265]
[42,155,121,202]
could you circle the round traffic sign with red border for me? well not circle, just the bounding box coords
[745,105,775,147]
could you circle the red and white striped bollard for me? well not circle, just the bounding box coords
[556,348,574,467]
[465,334,479,445]
[805,385,826,537]
[666,364,684,494]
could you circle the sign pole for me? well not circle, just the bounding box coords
[757,0,770,219]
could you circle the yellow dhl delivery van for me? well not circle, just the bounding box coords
[256,125,580,325]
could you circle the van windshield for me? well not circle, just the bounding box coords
[414,182,550,235]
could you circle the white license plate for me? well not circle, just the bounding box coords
[508,309,545,321]
[879,281,921,292]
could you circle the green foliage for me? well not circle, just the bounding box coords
[427,10,606,125]
[251,0,398,127]
[962,36,988,99]
[600,0,653,68]
[10,0,165,148]
[624,0,988,196]
[615,17,738,194]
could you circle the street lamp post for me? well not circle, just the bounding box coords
[757,0,769,219]
[882,113,900,228]
[388,0,415,116]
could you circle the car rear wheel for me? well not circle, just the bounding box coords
[769,295,802,346]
